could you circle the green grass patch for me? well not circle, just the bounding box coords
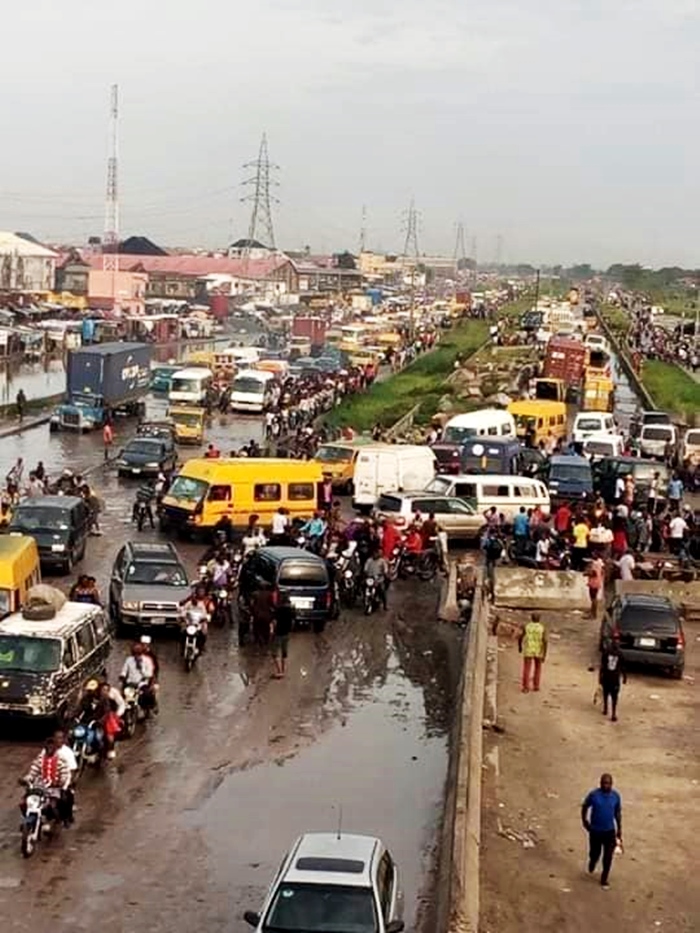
[641,359,700,419]
[326,319,490,431]
[600,304,631,336]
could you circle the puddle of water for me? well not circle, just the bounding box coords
[185,650,449,931]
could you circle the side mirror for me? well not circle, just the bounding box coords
[387,922,405,933]
[243,911,260,928]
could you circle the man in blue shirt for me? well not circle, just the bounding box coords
[512,507,530,555]
[667,474,683,513]
[581,773,622,888]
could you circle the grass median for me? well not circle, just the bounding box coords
[326,318,490,431]
[641,359,700,419]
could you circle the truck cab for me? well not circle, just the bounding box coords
[533,378,566,403]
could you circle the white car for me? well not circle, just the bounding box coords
[244,832,404,933]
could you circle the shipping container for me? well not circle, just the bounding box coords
[543,337,587,385]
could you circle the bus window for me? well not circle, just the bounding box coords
[254,483,281,502]
[288,483,314,501]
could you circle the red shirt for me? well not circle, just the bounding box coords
[381,524,401,559]
[405,530,422,553]
[554,504,572,534]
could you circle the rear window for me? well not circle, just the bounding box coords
[278,561,328,587]
[642,427,673,441]
[643,413,670,426]
[377,495,402,512]
[620,606,679,633]
[686,430,700,446]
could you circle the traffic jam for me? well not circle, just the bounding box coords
[0,291,696,933]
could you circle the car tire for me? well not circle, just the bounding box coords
[671,666,684,680]
[313,617,327,634]
[64,552,75,575]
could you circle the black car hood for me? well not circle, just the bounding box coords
[9,528,69,549]
[0,669,53,702]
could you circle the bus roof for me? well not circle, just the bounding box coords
[175,458,324,484]
[172,367,213,379]
[233,368,275,382]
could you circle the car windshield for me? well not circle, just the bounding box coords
[173,412,201,428]
[576,419,605,432]
[233,377,264,394]
[643,413,670,425]
[125,561,188,586]
[551,463,592,483]
[686,430,700,447]
[168,476,208,502]
[461,456,506,473]
[376,495,402,512]
[264,882,377,932]
[620,606,679,633]
[315,447,354,464]
[424,478,451,494]
[585,441,613,456]
[0,636,61,673]
[642,427,672,441]
[631,462,669,482]
[443,426,477,443]
[12,508,70,531]
[171,377,204,393]
[125,441,161,455]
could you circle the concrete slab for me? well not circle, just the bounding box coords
[615,578,700,610]
[493,566,589,611]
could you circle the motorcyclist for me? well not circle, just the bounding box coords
[242,514,266,555]
[120,643,157,714]
[404,524,423,556]
[300,512,327,553]
[182,585,212,652]
[69,574,102,605]
[132,482,156,529]
[139,635,160,713]
[208,551,232,588]
[363,547,389,610]
[20,736,72,825]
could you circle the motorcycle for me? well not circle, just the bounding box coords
[211,587,232,627]
[122,683,150,738]
[230,551,244,588]
[363,576,381,616]
[20,786,61,858]
[70,720,104,777]
[182,608,206,672]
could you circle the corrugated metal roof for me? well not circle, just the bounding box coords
[0,232,58,259]
[80,252,292,280]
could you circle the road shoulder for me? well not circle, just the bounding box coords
[480,606,699,933]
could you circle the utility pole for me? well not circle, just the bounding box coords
[103,84,120,311]
[359,204,367,254]
[402,199,420,339]
[471,236,478,289]
[241,132,279,254]
[533,268,541,310]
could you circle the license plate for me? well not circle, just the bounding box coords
[290,598,313,610]
[638,637,656,648]
[150,616,165,625]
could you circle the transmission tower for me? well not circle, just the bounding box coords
[402,199,420,259]
[453,221,467,267]
[103,84,119,273]
[241,133,279,251]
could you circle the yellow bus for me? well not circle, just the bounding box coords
[507,399,567,446]
[313,438,375,493]
[0,535,41,617]
[160,459,324,532]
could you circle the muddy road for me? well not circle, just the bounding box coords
[0,414,465,933]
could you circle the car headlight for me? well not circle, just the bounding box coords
[145,462,159,468]
[27,694,48,714]
[117,459,127,466]
[51,544,66,552]
[122,601,139,611]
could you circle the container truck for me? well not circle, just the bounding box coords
[543,337,587,386]
[51,342,152,432]
[291,316,327,355]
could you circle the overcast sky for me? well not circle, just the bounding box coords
[0,0,697,267]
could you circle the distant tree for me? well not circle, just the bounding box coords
[334,251,357,269]
[567,263,594,280]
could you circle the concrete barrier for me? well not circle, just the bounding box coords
[615,579,700,609]
[596,312,656,410]
[447,570,488,933]
[438,560,460,623]
[493,566,590,611]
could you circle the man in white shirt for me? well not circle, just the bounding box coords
[614,476,625,503]
[668,514,688,555]
[617,551,636,581]
[271,507,290,544]
[53,729,78,825]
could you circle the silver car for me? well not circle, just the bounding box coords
[109,541,190,632]
[245,832,404,933]
[376,491,484,540]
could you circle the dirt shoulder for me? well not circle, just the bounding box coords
[480,606,699,933]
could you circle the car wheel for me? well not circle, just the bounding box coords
[313,616,327,634]
[64,552,75,575]
[671,666,684,680]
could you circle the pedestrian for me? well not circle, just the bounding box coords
[599,638,626,721]
[586,554,605,617]
[667,473,683,513]
[518,612,548,693]
[581,773,622,889]
[15,388,26,423]
[270,506,290,546]
[481,527,503,600]
[102,421,114,461]
[571,515,590,571]
[667,510,688,556]
[6,457,23,488]
[270,594,295,679]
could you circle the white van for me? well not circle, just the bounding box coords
[441,409,516,445]
[168,367,214,406]
[639,423,677,461]
[584,333,609,353]
[426,473,550,522]
[353,444,437,508]
[572,411,616,443]
[230,369,277,413]
[682,428,700,466]
[582,434,625,462]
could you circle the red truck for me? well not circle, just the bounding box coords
[291,316,327,353]
[543,337,587,385]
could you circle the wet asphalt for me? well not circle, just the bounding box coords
[0,397,464,933]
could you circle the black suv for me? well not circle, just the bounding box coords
[601,594,685,678]
[109,541,190,632]
[116,435,177,478]
[238,546,332,633]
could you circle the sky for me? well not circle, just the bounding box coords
[0,0,698,267]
